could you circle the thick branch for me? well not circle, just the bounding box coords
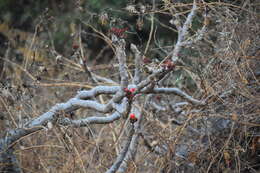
[76,86,120,99]
[171,0,197,62]
[115,39,129,88]
[61,98,129,128]
[59,112,120,127]
[70,98,110,113]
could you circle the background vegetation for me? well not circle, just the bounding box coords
[0,0,259,172]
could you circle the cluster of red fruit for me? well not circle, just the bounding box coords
[110,27,128,37]
[124,88,136,100]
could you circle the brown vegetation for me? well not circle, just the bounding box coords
[0,0,259,172]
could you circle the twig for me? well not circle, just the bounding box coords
[106,125,135,173]
[144,0,155,55]
[143,87,205,105]
[117,106,143,172]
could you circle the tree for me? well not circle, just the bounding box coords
[0,0,259,172]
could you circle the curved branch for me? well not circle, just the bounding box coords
[70,98,109,113]
[59,112,121,127]
[76,86,120,99]
[52,98,129,127]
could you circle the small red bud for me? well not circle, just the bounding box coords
[129,113,138,123]
[130,113,135,119]
[124,88,135,100]
[130,88,136,92]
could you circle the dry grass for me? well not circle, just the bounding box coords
[0,1,259,172]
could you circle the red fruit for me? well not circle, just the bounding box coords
[129,113,138,123]
[130,88,136,92]
[124,88,135,100]
[130,113,135,119]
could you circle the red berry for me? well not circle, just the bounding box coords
[130,113,135,119]
[129,113,138,123]
[130,88,136,92]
